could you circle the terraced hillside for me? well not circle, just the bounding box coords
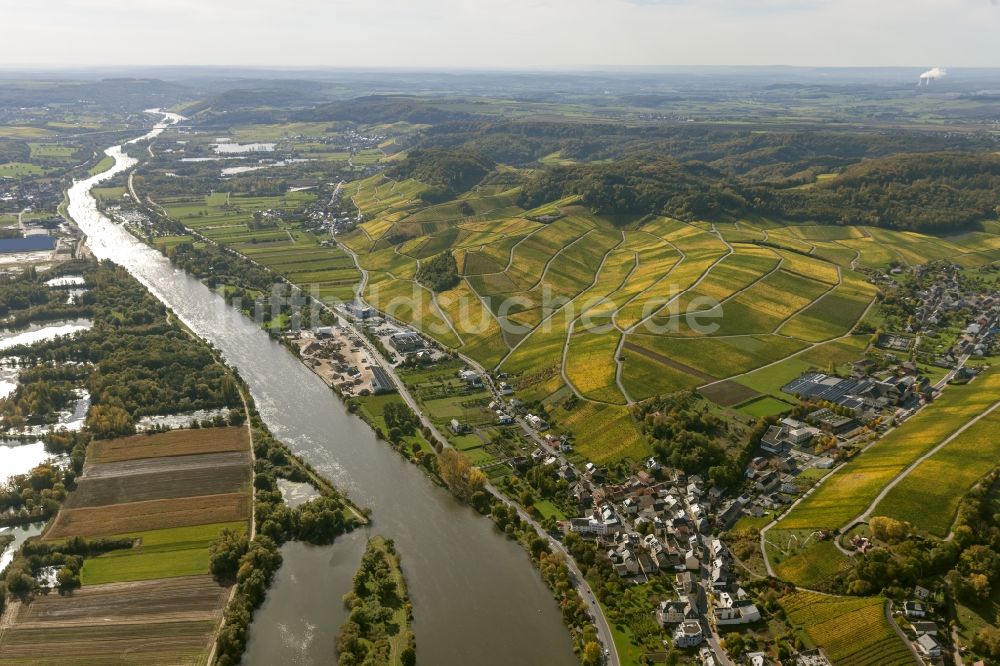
[337,173,1000,463]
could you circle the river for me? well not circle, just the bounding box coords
[66,112,576,665]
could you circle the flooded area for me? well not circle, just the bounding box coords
[276,478,320,509]
[134,408,230,432]
[0,440,53,485]
[213,142,276,154]
[0,522,46,575]
[0,319,92,351]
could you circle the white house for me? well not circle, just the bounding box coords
[673,620,703,648]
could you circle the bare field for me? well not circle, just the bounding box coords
[0,620,216,665]
[10,575,229,627]
[81,451,251,481]
[63,463,250,509]
[87,427,249,464]
[44,493,251,540]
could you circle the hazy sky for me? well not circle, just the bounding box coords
[3,0,998,69]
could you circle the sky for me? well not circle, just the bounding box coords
[2,0,999,69]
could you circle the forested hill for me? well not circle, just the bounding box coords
[761,152,1000,230]
[386,148,495,203]
[516,152,1000,232]
[517,157,748,221]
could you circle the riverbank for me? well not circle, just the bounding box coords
[65,110,578,666]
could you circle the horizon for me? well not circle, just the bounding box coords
[3,0,998,70]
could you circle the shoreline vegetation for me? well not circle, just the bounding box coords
[337,536,416,666]
[123,158,604,660]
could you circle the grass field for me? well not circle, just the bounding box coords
[81,522,247,585]
[780,591,913,666]
[776,368,1000,531]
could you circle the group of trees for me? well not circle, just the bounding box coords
[386,147,494,203]
[515,151,1000,231]
[436,448,488,507]
[414,251,459,292]
[2,263,243,439]
[336,537,415,666]
[841,473,1000,664]
[2,536,132,600]
[518,157,747,222]
[635,391,752,489]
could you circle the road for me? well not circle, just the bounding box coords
[334,236,622,666]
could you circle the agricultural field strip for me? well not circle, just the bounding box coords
[623,222,734,333]
[81,451,250,480]
[861,399,1000,527]
[643,246,788,332]
[698,291,878,391]
[495,232,629,369]
[760,264,842,336]
[525,228,597,292]
[560,240,638,402]
[607,226,692,330]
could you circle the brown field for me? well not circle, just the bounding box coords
[700,380,760,407]
[44,493,251,540]
[87,427,249,465]
[9,575,228,627]
[0,620,216,665]
[65,459,250,509]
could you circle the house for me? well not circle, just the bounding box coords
[916,633,941,659]
[459,369,482,386]
[673,620,703,648]
[792,649,832,666]
[911,621,938,636]
[913,585,931,600]
[449,419,467,435]
[746,652,770,666]
[656,599,698,626]
[903,601,927,618]
[525,413,549,431]
[713,599,761,626]
[498,381,513,395]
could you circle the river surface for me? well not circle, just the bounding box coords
[66,113,576,666]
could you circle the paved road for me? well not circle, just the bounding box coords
[336,238,621,666]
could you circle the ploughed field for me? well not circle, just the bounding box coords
[0,427,252,666]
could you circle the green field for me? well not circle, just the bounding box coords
[776,368,1000,531]
[872,404,1000,536]
[81,521,247,585]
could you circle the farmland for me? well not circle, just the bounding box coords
[872,402,1000,537]
[87,427,250,464]
[774,368,1000,532]
[328,167,1000,466]
[780,591,913,666]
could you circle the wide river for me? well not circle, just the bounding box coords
[66,114,576,665]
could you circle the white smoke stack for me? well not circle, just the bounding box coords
[918,67,947,86]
